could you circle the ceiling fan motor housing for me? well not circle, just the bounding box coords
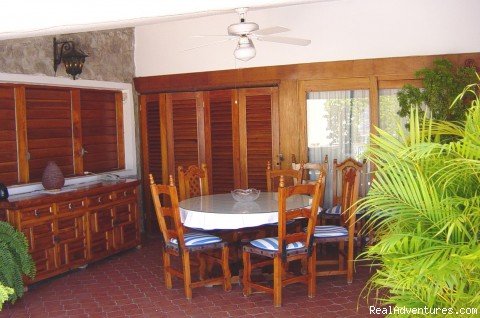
[228,22,259,36]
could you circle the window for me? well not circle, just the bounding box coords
[0,85,125,186]
[306,89,370,207]
[379,88,409,138]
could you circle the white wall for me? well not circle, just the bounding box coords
[135,0,480,76]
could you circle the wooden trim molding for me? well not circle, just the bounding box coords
[134,53,480,94]
[14,86,28,183]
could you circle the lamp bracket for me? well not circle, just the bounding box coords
[53,37,76,75]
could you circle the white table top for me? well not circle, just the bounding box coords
[179,192,311,230]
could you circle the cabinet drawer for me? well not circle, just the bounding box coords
[20,205,54,222]
[57,199,86,214]
[88,193,114,207]
[114,188,137,201]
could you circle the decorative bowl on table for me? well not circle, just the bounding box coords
[231,188,260,202]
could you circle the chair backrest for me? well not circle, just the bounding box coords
[332,157,366,206]
[339,167,360,229]
[178,163,210,201]
[266,161,304,192]
[291,154,328,184]
[276,171,326,259]
[149,174,186,248]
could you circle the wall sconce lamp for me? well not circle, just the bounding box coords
[53,37,88,80]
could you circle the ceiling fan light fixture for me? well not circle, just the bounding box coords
[234,37,256,61]
[227,22,259,36]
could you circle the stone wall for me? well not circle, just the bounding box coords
[0,28,134,83]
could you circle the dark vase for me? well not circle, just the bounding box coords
[41,161,65,190]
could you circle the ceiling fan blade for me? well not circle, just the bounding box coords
[254,26,290,36]
[257,35,311,46]
[183,38,235,52]
[192,34,235,38]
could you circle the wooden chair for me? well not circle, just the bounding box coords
[149,174,231,299]
[324,157,366,217]
[291,154,329,185]
[178,163,209,201]
[266,161,304,192]
[313,167,360,283]
[242,173,326,307]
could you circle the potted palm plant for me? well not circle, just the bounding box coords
[360,81,480,315]
[0,221,35,310]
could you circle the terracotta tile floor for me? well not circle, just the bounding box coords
[2,238,378,317]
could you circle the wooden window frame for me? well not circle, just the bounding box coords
[0,84,125,186]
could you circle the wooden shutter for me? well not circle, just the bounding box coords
[207,90,238,193]
[140,94,165,234]
[25,87,74,182]
[80,89,120,173]
[167,92,203,181]
[0,85,18,185]
[239,87,279,191]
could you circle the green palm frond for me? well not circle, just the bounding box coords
[359,88,480,316]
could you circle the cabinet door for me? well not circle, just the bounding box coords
[20,220,57,280]
[239,87,279,191]
[56,213,87,268]
[112,200,139,250]
[89,207,114,260]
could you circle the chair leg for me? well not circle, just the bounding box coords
[163,251,172,289]
[222,246,232,292]
[197,253,207,281]
[308,248,316,298]
[182,251,192,299]
[242,250,252,296]
[338,241,345,270]
[273,256,282,307]
[347,239,354,284]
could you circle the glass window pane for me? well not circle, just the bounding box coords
[379,88,408,138]
[306,89,370,207]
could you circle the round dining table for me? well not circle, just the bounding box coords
[179,192,311,230]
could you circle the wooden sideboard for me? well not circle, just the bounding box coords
[0,179,141,284]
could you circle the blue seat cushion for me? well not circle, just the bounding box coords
[324,205,342,214]
[313,225,348,238]
[324,205,366,215]
[250,237,305,251]
[170,232,222,247]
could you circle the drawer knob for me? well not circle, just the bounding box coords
[123,191,127,197]
[68,203,73,210]
[34,209,40,217]
[97,197,102,203]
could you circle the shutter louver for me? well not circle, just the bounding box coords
[171,94,199,178]
[209,90,235,193]
[245,94,273,191]
[0,86,18,185]
[146,95,162,183]
[25,87,74,182]
[81,90,119,173]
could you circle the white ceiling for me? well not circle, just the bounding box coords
[0,0,329,40]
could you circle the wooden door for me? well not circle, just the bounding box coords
[0,85,18,185]
[56,214,87,268]
[25,87,74,181]
[112,201,138,250]
[20,219,57,280]
[239,87,279,191]
[166,92,205,183]
[139,94,167,234]
[88,207,114,260]
[205,90,240,193]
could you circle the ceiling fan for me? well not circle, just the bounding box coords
[194,7,311,62]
